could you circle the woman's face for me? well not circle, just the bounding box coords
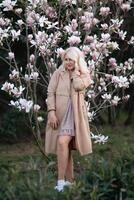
[64,54,75,71]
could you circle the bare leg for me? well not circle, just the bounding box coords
[65,150,74,182]
[57,135,72,180]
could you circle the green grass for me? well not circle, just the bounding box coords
[0,125,134,200]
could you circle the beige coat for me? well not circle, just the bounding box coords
[45,65,92,156]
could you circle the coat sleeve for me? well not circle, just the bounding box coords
[71,71,92,91]
[47,70,59,112]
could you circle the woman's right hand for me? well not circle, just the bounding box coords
[48,111,59,129]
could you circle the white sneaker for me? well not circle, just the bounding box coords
[54,180,66,192]
[65,181,74,186]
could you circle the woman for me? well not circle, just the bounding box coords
[45,47,92,192]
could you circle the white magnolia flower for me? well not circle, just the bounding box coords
[61,0,76,5]
[102,93,112,101]
[0,17,10,26]
[110,19,124,32]
[0,0,17,11]
[67,35,81,46]
[130,75,134,83]
[24,74,30,82]
[33,104,41,112]
[39,16,48,27]
[100,7,110,16]
[11,30,20,41]
[122,94,130,101]
[111,96,121,106]
[9,69,19,80]
[107,41,119,50]
[101,33,111,43]
[1,82,14,93]
[15,8,23,14]
[91,132,108,144]
[10,100,19,106]
[121,3,131,11]
[128,36,134,45]
[100,77,106,87]
[28,0,40,8]
[46,22,58,30]
[88,111,96,122]
[11,86,25,98]
[118,30,127,40]
[18,98,33,113]
[101,23,108,31]
[29,54,35,64]
[56,48,65,58]
[83,45,91,55]
[17,20,24,26]
[8,52,15,60]
[112,76,129,88]
[30,72,39,80]
[87,89,95,99]
[37,116,44,122]
[109,58,117,68]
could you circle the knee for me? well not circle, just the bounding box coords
[57,137,69,150]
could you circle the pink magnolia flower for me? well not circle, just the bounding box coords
[121,3,131,12]
[91,51,100,61]
[100,7,110,16]
[71,19,78,31]
[30,72,39,80]
[9,69,19,80]
[101,33,111,43]
[1,82,14,93]
[130,75,134,83]
[11,86,25,98]
[111,96,121,106]
[56,48,65,58]
[118,30,127,40]
[112,75,129,88]
[109,58,117,69]
[0,0,17,11]
[67,35,81,46]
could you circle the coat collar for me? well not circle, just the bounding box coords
[58,64,67,75]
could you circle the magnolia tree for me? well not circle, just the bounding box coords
[1,0,134,155]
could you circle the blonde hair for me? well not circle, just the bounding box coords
[62,47,88,73]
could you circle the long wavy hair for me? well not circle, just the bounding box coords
[61,47,88,73]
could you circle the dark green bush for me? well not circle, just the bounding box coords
[0,153,134,200]
[0,109,31,143]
